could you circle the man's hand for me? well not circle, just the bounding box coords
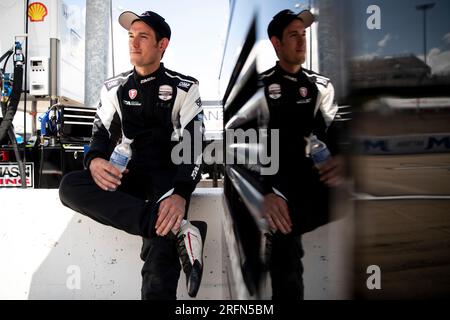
[89,158,125,191]
[155,194,186,236]
[317,155,345,188]
[263,193,292,234]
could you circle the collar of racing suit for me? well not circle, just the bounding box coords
[133,63,165,84]
[275,61,303,78]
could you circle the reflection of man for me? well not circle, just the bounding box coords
[59,10,206,299]
[260,9,343,300]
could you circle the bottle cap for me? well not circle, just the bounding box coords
[122,137,133,144]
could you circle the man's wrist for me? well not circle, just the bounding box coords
[84,151,106,170]
[88,157,102,169]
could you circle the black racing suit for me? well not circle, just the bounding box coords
[59,63,204,299]
[259,62,339,300]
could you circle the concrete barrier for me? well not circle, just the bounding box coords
[0,186,352,300]
[0,188,226,300]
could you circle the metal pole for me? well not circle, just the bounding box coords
[110,1,116,76]
[31,100,37,135]
[416,3,435,66]
[309,0,312,70]
[50,38,59,107]
[316,0,347,102]
[23,0,30,162]
[423,10,427,66]
[84,0,111,107]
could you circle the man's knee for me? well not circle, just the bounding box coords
[59,170,89,206]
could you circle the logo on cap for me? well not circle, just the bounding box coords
[129,89,137,100]
[159,85,173,101]
[268,84,282,100]
[299,87,308,98]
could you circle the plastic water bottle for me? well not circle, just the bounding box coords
[110,137,133,172]
[109,137,133,191]
[309,135,331,168]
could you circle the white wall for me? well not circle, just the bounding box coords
[0,188,226,300]
[0,186,352,300]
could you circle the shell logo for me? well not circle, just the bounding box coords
[28,2,48,22]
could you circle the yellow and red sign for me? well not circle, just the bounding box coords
[28,2,48,22]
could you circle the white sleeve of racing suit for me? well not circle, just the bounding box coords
[172,82,203,131]
[314,81,338,130]
[172,83,204,200]
[96,85,122,132]
[83,85,122,169]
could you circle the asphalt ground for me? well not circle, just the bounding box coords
[352,153,450,298]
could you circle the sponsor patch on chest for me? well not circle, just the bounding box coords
[299,87,308,98]
[123,100,142,106]
[296,98,312,104]
[159,85,173,101]
[268,83,281,99]
[129,89,137,100]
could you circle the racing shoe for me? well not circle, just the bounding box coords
[175,220,207,297]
